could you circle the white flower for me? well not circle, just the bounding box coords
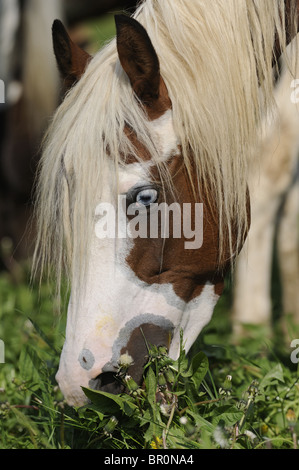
[244,430,257,442]
[118,352,134,368]
[213,426,229,449]
[160,404,172,416]
[179,416,188,425]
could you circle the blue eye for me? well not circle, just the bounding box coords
[126,184,160,211]
[136,188,158,207]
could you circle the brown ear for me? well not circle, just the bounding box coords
[52,20,91,90]
[115,15,161,106]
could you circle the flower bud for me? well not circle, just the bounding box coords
[158,373,167,387]
[223,375,232,389]
[164,369,175,384]
[104,416,118,436]
[124,375,139,392]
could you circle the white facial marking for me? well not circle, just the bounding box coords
[169,283,220,358]
[118,163,150,193]
[148,109,180,160]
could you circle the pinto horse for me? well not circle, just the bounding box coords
[34,0,299,406]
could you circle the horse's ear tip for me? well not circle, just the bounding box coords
[52,19,66,35]
[115,14,129,21]
[115,14,138,30]
[52,19,61,29]
[115,14,128,26]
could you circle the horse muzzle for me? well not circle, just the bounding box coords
[89,322,173,394]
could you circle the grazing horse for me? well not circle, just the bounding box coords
[34,0,298,406]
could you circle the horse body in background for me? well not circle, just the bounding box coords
[34,0,299,406]
[233,47,299,332]
[0,0,137,270]
[0,0,62,268]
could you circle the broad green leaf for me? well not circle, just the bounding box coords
[144,421,161,443]
[78,403,105,421]
[145,367,157,405]
[138,408,152,428]
[211,405,243,426]
[82,388,137,416]
[191,352,209,388]
[187,409,215,433]
[144,367,160,439]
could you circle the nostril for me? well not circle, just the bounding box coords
[89,372,125,395]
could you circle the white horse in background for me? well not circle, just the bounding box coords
[233,41,299,335]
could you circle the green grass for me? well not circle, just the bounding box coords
[0,262,299,450]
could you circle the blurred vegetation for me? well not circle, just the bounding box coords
[0,259,298,449]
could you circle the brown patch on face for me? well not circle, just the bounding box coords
[125,156,250,303]
[121,324,172,385]
[123,127,152,164]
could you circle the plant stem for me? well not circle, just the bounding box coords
[178,398,221,416]
[163,397,176,449]
[11,405,39,411]
[60,409,65,449]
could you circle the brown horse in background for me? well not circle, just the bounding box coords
[0,0,138,273]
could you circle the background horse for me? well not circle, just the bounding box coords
[0,0,62,271]
[0,0,139,273]
[233,44,299,336]
[33,0,298,406]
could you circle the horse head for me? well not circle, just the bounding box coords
[36,0,295,406]
[47,15,242,406]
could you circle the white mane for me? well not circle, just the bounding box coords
[33,0,294,293]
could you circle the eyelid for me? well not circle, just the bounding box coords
[126,183,160,207]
